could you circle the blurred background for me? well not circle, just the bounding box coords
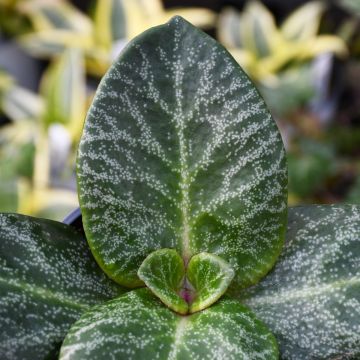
[1,0,360,221]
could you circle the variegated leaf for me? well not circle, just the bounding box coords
[0,213,125,360]
[77,16,287,289]
[40,48,86,141]
[137,249,188,314]
[187,252,234,313]
[59,288,279,360]
[238,205,360,359]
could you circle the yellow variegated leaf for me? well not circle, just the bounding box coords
[19,0,92,33]
[19,30,93,57]
[1,85,44,122]
[217,7,242,48]
[163,8,216,29]
[0,71,13,91]
[93,0,126,51]
[297,35,348,59]
[281,1,324,41]
[114,0,216,39]
[240,1,280,58]
[40,48,86,141]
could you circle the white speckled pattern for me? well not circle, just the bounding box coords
[0,213,125,360]
[77,16,287,289]
[239,205,360,359]
[60,288,279,360]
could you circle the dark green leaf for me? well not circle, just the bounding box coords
[59,288,279,360]
[0,213,125,360]
[238,205,360,359]
[77,16,287,289]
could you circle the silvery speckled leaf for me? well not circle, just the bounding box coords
[0,213,125,360]
[77,16,287,289]
[59,288,279,360]
[238,205,360,359]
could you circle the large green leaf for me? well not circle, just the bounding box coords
[0,213,125,360]
[238,205,360,359]
[59,288,278,360]
[77,16,287,289]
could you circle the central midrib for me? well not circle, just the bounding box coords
[168,316,188,360]
[174,59,191,262]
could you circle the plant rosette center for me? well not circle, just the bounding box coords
[137,249,234,314]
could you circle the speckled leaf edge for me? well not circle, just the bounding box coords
[238,205,360,360]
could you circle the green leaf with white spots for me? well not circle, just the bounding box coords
[187,252,234,313]
[0,213,125,360]
[137,248,188,314]
[237,205,360,360]
[59,288,279,360]
[77,16,287,289]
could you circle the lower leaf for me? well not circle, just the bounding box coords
[59,288,279,360]
[238,205,360,359]
[0,213,126,360]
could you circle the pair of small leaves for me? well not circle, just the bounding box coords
[137,249,234,314]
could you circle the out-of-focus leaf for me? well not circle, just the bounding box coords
[346,174,360,204]
[19,30,92,58]
[114,0,216,40]
[258,65,315,116]
[0,180,18,212]
[19,0,92,33]
[239,1,279,58]
[281,1,324,41]
[163,8,216,30]
[40,49,86,141]
[1,85,43,121]
[17,183,78,220]
[217,7,242,48]
[288,140,336,199]
[93,0,126,50]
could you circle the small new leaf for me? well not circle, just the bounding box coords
[138,249,234,314]
[137,249,188,314]
[187,252,234,313]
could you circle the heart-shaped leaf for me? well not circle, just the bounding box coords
[187,252,234,313]
[0,213,125,360]
[238,205,360,359]
[137,249,234,314]
[137,248,188,314]
[59,288,279,360]
[77,16,287,289]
